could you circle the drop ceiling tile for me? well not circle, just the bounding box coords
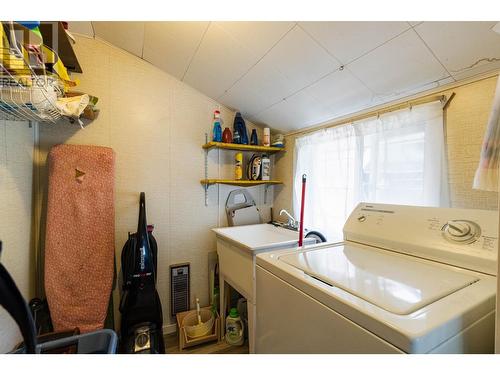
[348,30,449,96]
[93,22,145,57]
[299,21,411,64]
[68,22,94,37]
[415,21,500,80]
[218,57,298,117]
[215,22,295,57]
[220,25,342,118]
[303,68,376,117]
[255,90,333,132]
[143,22,209,80]
[183,23,262,99]
[261,25,340,93]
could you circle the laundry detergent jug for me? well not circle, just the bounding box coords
[225,308,244,346]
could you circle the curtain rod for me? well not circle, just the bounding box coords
[288,94,446,138]
[286,70,500,138]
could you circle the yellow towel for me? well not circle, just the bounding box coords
[42,45,78,90]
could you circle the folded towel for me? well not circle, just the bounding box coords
[56,94,89,117]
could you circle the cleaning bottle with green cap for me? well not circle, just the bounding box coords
[225,308,244,346]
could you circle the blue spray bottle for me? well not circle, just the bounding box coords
[212,109,222,142]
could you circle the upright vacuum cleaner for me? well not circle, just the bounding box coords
[119,192,165,353]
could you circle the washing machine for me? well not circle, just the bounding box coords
[255,203,498,353]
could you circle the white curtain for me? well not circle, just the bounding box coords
[293,101,448,241]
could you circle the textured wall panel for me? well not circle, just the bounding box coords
[38,36,269,329]
[0,120,34,352]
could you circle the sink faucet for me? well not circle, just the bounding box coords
[279,209,298,230]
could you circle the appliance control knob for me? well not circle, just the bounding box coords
[446,221,471,237]
[442,220,480,243]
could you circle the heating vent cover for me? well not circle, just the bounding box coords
[170,263,190,316]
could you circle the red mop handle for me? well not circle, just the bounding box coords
[298,174,307,247]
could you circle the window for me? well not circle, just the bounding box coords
[293,101,448,241]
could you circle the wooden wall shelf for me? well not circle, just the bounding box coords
[201,135,284,206]
[200,179,283,187]
[202,142,284,154]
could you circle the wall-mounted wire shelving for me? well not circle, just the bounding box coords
[1,21,95,125]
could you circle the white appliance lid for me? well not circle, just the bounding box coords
[278,244,479,315]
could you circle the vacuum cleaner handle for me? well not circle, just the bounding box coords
[0,242,38,353]
[135,192,155,284]
[138,192,146,232]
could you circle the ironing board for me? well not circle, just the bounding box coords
[44,144,115,333]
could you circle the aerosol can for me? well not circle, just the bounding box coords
[235,152,243,180]
[261,154,270,181]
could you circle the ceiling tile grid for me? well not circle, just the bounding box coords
[256,25,341,93]
[92,22,145,57]
[253,88,334,131]
[302,67,376,117]
[72,21,500,133]
[142,22,209,80]
[181,23,263,99]
[414,21,500,81]
[218,24,342,118]
[347,29,450,97]
[299,21,411,64]
[214,21,295,58]
[217,58,297,117]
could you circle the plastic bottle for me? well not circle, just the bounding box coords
[222,127,232,143]
[233,127,241,144]
[250,129,258,145]
[263,127,271,147]
[225,308,244,346]
[233,112,248,145]
[261,154,270,181]
[212,110,222,142]
[235,152,243,180]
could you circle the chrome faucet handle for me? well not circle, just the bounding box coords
[279,209,297,229]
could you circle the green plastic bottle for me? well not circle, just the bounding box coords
[225,308,244,346]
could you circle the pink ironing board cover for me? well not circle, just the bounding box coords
[44,144,115,332]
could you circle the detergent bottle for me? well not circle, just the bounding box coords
[235,152,243,180]
[212,110,222,142]
[225,308,244,346]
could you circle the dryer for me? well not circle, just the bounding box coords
[255,203,498,353]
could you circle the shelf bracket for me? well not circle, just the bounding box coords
[204,183,209,206]
[204,133,209,206]
[264,184,270,205]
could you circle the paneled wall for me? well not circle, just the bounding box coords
[445,76,499,209]
[37,35,270,331]
[0,120,34,352]
[273,75,500,223]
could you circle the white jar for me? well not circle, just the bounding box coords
[261,154,270,181]
[263,127,271,147]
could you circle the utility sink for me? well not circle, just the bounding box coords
[213,223,316,354]
[212,223,314,253]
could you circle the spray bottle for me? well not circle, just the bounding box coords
[212,110,222,142]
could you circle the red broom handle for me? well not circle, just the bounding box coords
[298,174,307,247]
